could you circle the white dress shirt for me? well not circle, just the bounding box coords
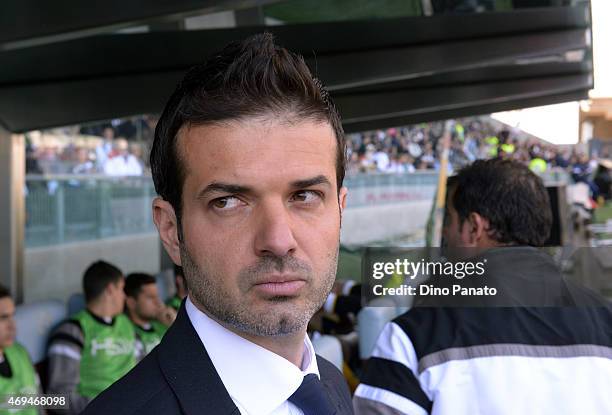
[185,297,320,415]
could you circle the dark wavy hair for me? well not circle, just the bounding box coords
[150,32,345,236]
[452,158,552,246]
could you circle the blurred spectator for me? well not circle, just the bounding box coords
[95,127,115,171]
[0,284,45,415]
[555,149,571,169]
[129,142,147,173]
[166,265,188,312]
[571,153,594,188]
[346,153,361,175]
[26,143,44,175]
[124,273,175,361]
[72,148,96,175]
[46,261,135,415]
[372,145,390,171]
[593,160,612,201]
[103,138,143,176]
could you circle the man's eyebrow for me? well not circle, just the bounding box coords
[196,176,331,200]
[196,183,253,200]
[290,175,332,189]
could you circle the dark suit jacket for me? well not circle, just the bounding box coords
[82,302,353,414]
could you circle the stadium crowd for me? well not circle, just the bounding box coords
[345,117,612,201]
[25,118,155,176]
[26,115,607,187]
[346,117,604,176]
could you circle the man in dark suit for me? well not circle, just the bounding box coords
[83,32,353,415]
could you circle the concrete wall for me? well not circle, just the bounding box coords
[341,200,433,245]
[24,233,160,303]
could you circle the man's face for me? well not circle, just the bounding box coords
[103,127,114,141]
[115,139,129,156]
[167,116,347,337]
[0,297,16,349]
[130,284,163,322]
[108,279,126,316]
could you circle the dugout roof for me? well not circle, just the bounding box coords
[0,0,593,133]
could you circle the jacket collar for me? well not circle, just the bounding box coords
[156,299,239,415]
[316,355,353,415]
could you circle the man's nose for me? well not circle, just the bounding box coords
[254,200,298,258]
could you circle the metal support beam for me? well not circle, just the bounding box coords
[0,128,25,303]
[0,0,284,50]
[235,6,265,26]
[0,4,590,87]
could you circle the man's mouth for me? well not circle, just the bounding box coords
[252,275,307,296]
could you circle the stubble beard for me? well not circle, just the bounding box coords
[180,243,338,337]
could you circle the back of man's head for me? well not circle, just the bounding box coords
[452,158,552,246]
[150,32,345,226]
[124,273,157,299]
[83,260,123,303]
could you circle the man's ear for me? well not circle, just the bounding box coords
[104,282,116,299]
[338,186,348,227]
[125,296,136,311]
[152,197,182,265]
[467,212,489,245]
[338,186,348,214]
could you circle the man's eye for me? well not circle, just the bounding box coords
[292,190,322,203]
[211,196,243,210]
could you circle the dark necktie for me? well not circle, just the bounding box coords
[288,373,336,415]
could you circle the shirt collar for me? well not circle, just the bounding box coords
[87,309,115,325]
[185,297,319,415]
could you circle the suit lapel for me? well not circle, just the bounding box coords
[317,356,353,415]
[156,301,239,415]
